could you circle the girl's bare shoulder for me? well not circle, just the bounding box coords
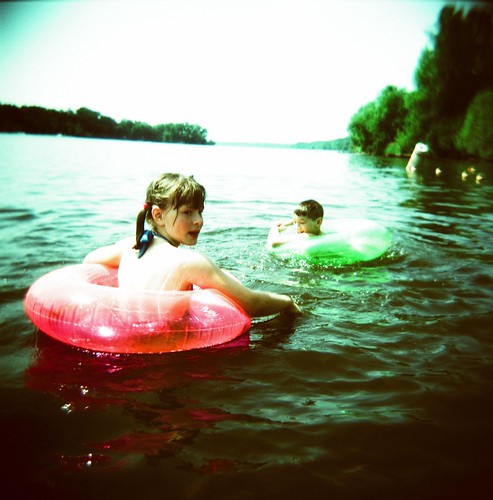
[116,237,135,249]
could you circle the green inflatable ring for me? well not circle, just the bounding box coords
[267,218,391,266]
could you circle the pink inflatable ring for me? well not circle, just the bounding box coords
[24,264,251,354]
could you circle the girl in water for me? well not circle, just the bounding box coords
[84,173,301,318]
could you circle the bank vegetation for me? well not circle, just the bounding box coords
[348,4,493,160]
[0,105,214,145]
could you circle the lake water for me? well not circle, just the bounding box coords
[1,133,492,499]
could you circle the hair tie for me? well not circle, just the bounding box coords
[143,202,151,211]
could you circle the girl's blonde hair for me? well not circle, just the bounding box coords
[134,173,206,249]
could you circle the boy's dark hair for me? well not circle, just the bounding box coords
[294,199,323,220]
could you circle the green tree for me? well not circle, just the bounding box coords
[410,4,493,156]
[0,103,214,145]
[457,89,493,160]
[348,86,407,155]
[348,101,377,153]
[373,86,407,155]
[348,4,493,159]
[433,6,493,117]
[162,123,212,145]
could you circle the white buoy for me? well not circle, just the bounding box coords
[406,142,429,172]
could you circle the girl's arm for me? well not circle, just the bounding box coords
[83,238,132,267]
[186,253,301,317]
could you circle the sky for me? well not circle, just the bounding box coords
[0,0,452,144]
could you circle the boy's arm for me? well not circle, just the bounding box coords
[267,220,294,248]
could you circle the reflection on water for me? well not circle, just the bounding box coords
[25,333,252,470]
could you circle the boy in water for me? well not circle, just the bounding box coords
[268,199,324,248]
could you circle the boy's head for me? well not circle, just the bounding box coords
[293,199,324,235]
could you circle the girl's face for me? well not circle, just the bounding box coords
[156,205,204,246]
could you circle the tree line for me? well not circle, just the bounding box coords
[0,104,214,145]
[293,137,350,151]
[348,4,493,160]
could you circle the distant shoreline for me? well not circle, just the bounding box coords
[0,103,352,151]
[216,138,351,152]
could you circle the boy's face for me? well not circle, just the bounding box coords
[294,214,322,235]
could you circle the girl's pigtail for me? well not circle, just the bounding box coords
[133,204,150,250]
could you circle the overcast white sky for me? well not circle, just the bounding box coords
[1,0,450,143]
